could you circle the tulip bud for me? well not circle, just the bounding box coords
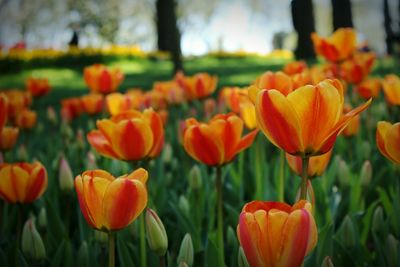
[17,144,29,161]
[47,106,58,125]
[360,160,372,187]
[77,241,89,267]
[162,143,173,164]
[86,151,97,170]
[22,219,46,260]
[59,156,74,193]
[94,230,108,244]
[188,165,202,190]
[321,256,334,267]
[145,208,168,256]
[386,234,399,267]
[38,207,47,230]
[372,206,384,233]
[178,195,190,217]
[177,233,193,266]
[238,247,250,267]
[336,215,356,247]
[337,159,350,187]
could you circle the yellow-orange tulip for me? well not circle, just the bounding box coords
[4,90,32,119]
[0,93,8,130]
[175,71,218,100]
[253,71,293,96]
[291,69,312,88]
[84,64,124,94]
[239,102,257,130]
[142,90,168,110]
[0,127,19,151]
[87,109,164,161]
[341,104,360,137]
[376,121,400,164]
[286,150,332,178]
[26,77,51,97]
[0,162,47,203]
[340,52,376,84]
[75,168,148,231]
[252,79,371,156]
[81,94,104,115]
[237,200,318,267]
[283,60,308,75]
[355,78,381,100]
[153,80,185,104]
[219,87,249,113]
[183,113,258,166]
[15,109,37,129]
[382,74,400,106]
[311,28,357,62]
[310,64,338,84]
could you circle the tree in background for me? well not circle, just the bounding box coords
[291,0,316,59]
[331,0,353,30]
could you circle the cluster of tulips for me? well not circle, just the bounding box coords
[1,27,400,267]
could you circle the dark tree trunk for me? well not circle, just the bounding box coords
[291,0,316,59]
[155,0,183,73]
[384,0,394,54]
[331,0,353,30]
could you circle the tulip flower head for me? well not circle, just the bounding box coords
[80,94,104,115]
[340,52,376,84]
[283,60,308,75]
[355,78,381,100]
[237,200,318,267]
[26,77,51,97]
[183,113,258,166]
[0,161,48,203]
[341,104,360,137]
[376,121,400,164]
[75,168,148,231]
[15,109,37,129]
[0,93,8,130]
[87,109,164,161]
[0,126,19,151]
[175,71,218,101]
[251,79,371,157]
[382,74,400,106]
[84,64,124,94]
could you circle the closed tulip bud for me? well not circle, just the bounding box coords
[22,219,46,260]
[38,208,47,230]
[386,234,399,267]
[372,206,384,233]
[360,160,372,187]
[178,195,190,217]
[17,145,29,161]
[238,247,250,267]
[177,233,194,266]
[94,230,108,243]
[78,241,89,267]
[162,143,173,164]
[321,256,334,267]
[47,106,57,125]
[336,215,356,247]
[188,165,202,190]
[59,156,74,193]
[86,151,97,170]
[145,208,168,256]
[337,159,350,187]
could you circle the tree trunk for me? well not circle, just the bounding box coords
[291,0,316,59]
[155,0,183,73]
[331,0,353,30]
[384,0,394,54]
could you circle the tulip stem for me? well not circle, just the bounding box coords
[108,232,115,267]
[278,150,285,202]
[140,214,147,267]
[254,138,263,200]
[159,255,166,267]
[215,166,225,267]
[300,157,309,200]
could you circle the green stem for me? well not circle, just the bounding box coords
[159,255,166,267]
[140,214,147,267]
[278,150,285,202]
[108,232,115,267]
[254,138,263,200]
[17,204,23,247]
[215,166,225,267]
[300,157,309,200]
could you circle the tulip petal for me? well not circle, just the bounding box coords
[236,129,259,156]
[103,178,147,230]
[238,213,265,267]
[256,89,303,154]
[383,122,400,164]
[267,209,289,265]
[376,121,398,163]
[124,168,149,184]
[87,130,119,159]
[25,164,47,202]
[75,175,97,228]
[0,165,27,203]
[143,110,165,158]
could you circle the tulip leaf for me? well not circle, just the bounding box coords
[117,236,135,267]
[316,223,334,266]
[45,199,67,241]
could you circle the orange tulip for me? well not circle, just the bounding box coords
[0,126,19,151]
[252,79,371,156]
[286,150,332,178]
[75,168,148,231]
[4,90,32,119]
[87,109,164,161]
[291,69,312,88]
[237,200,317,267]
[15,109,37,129]
[142,90,168,110]
[26,77,51,97]
[81,94,104,115]
[84,64,124,94]
[183,113,258,166]
[61,97,83,122]
[310,64,338,84]
[219,87,249,113]
[382,74,400,106]
[253,71,293,96]
[0,162,47,203]
[341,104,360,137]
[311,28,357,62]
[355,78,381,100]
[239,102,257,130]
[0,93,8,130]
[203,98,217,119]
[283,60,308,75]
[340,52,376,84]
[376,121,400,164]
[175,71,218,101]
[153,80,185,104]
